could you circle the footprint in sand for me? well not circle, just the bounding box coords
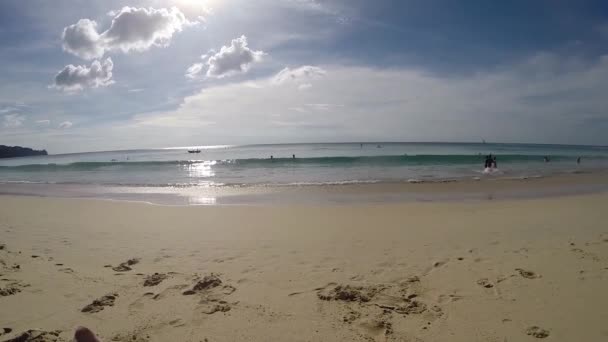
[437,293,464,304]
[515,268,540,279]
[1,328,13,337]
[343,310,362,324]
[526,326,550,338]
[111,331,150,342]
[168,319,186,328]
[143,273,168,287]
[433,260,448,268]
[359,315,394,339]
[0,281,28,297]
[571,248,600,262]
[182,274,235,296]
[317,283,382,303]
[200,300,232,314]
[316,277,441,337]
[2,329,62,342]
[111,258,140,272]
[476,278,494,288]
[81,293,118,313]
[181,274,237,314]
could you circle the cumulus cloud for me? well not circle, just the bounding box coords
[52,58,114,91]
[62,19,105,60]
[58,121,73,129]
[186,35,265,78]
[62,7,194,60]
[36,119,51,125]
[3,114,25,128]
[272,65,326,84]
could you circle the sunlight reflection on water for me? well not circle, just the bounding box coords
[184,160,216,179]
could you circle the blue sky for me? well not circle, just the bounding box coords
[2,0,608,153]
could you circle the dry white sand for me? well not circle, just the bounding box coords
[1,194,607,341]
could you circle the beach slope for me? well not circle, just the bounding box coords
[1,195,607,341]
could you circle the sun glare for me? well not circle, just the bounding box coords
[172,0,218,14]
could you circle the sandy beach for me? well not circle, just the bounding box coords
[1,194,607,341]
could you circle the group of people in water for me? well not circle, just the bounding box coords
[484,154,582,169]
[484,154,498,169]
[269,154,296,161]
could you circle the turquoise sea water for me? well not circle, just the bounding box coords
[0,142,607,187]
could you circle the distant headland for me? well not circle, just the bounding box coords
[0,145,48,158]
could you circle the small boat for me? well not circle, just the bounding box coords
[188,149,201,154]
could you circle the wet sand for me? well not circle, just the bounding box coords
[1,194,608,341]
[1,170,608,205]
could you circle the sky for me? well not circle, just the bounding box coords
[2,0,608,153]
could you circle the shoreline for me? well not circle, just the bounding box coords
[1,170,608,206]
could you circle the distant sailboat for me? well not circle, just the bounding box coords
[188,149,201,153]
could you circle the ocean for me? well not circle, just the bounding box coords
[0,142,607,188]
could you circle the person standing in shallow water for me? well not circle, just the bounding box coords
[484,154,492,168]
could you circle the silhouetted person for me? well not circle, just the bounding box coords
[544,156,550,163]
[492,156,497,168]
[292,154,295,159]
[270,155,274,161]
[485,154,493,168]
[577,157,581,164]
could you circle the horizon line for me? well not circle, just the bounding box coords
[38,140,608,156]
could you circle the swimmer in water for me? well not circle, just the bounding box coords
[484,154,493,168]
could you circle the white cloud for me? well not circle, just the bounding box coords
[52,58,114,92]
[132,54,608,145]
[186,35,265,78]
[3,114,26,128]
[62,7,195,60]
[272,65,326,84]
[36,119,51,125]
[62,19,104,60]
[58,121,73,129]
[298,83,312,90]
